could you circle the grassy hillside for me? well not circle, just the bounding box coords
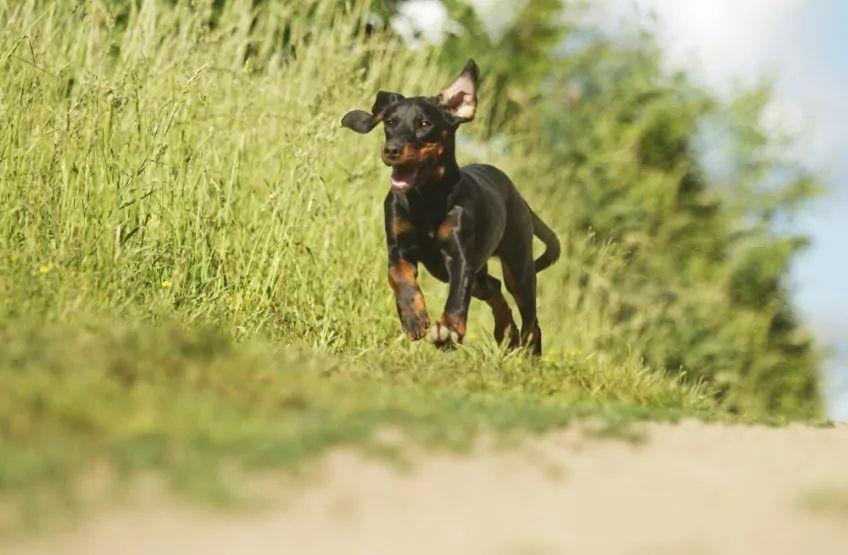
[0,0,820,515]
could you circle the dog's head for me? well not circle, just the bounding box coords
[341,59,478,191]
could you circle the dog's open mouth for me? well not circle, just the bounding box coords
[390,165,419,191]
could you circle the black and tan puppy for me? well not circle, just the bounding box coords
[341,60,560,354]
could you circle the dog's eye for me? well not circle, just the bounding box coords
[384,119,396,127]
[419,120,431,129]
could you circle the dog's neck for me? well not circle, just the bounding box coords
[393,133,461,218]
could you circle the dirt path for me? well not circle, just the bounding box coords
[7,421,848,555]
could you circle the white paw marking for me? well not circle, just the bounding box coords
[426,323,459,345]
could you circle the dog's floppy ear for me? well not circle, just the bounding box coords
[438,59,478,124]
[341,110,378,134]
[341,91,405,134]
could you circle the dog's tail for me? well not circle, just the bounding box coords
[531,209,561,273]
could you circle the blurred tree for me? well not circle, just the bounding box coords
[431,0,822,416]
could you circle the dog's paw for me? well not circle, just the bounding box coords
[426,322,462,350]
[495,322,520,349]
[401,313,430,341]
[520,324,542,356]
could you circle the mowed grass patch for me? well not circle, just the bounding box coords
[0,315,711,512]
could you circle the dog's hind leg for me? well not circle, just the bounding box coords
[502,257,541,355]
[471,270,520,349]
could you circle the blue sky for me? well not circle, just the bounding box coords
[398,0,848,418]
[787,2,848,419]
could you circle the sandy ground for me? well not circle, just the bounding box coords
[6,421,848,555]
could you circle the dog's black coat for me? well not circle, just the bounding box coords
[342,60,560,354]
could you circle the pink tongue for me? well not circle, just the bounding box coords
[391,167,415,189]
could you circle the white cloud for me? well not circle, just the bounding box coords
[394,0,521,46]
[636,0,804,84]
[596,0,847,175]
[465,0,523,40]
[392,0,460,48]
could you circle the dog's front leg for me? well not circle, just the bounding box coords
[388,259,430,340]
[427,256,474,349]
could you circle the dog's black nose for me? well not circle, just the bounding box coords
[384,144,402,159]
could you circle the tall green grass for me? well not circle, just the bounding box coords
[2,0,433,346]
[0,0,815,514]
[0,0,677,367]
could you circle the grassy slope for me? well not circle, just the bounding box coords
[0,318,708,503]
[0,0,792,514]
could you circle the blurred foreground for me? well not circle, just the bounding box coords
[8,421,848,555]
